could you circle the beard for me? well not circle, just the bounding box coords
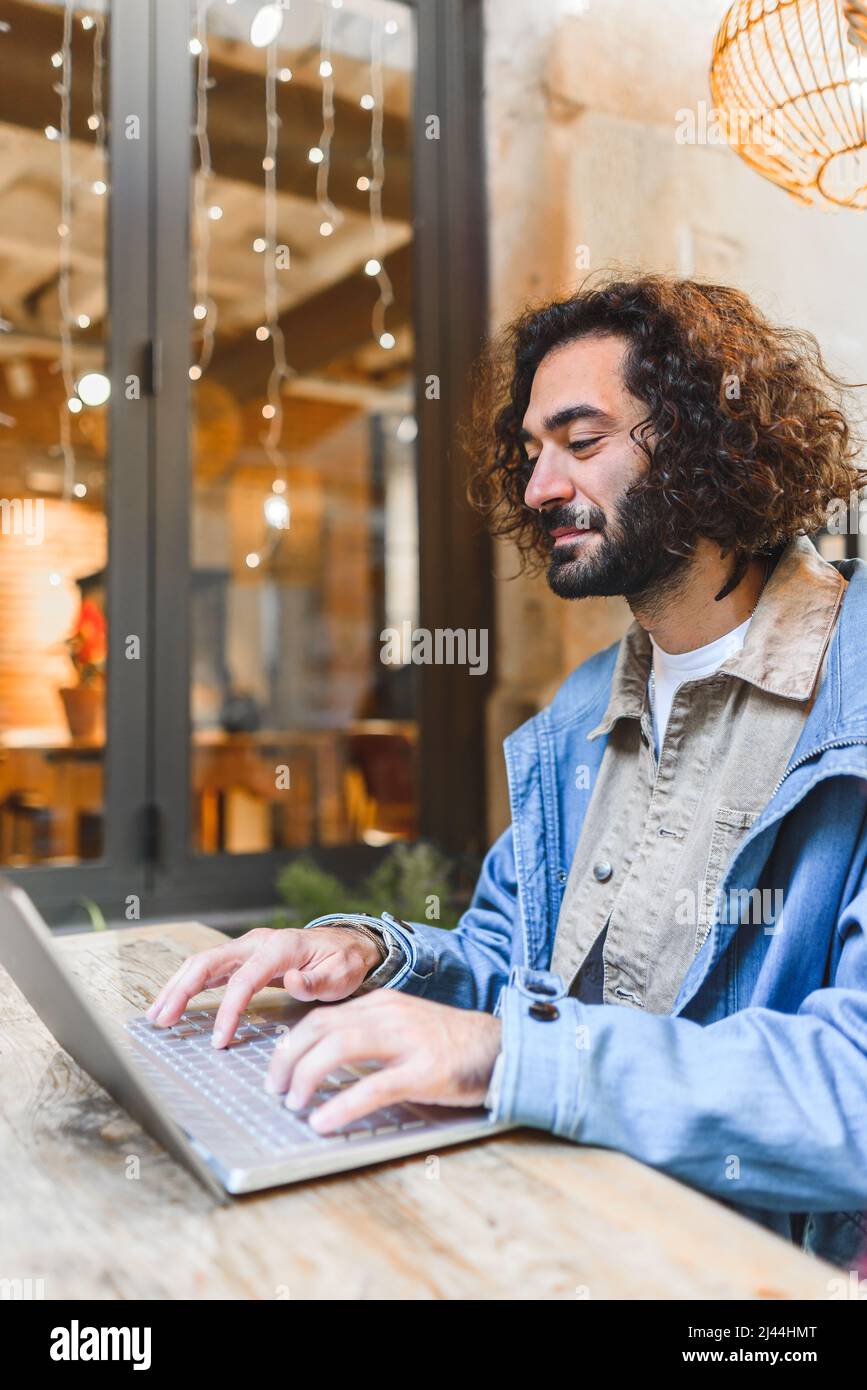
[542,485,689,607]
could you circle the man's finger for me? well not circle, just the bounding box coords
[147,945,251,1026]
[282,952,360,1002]
[265,1002,382,1094]
[309,1067,416,1134]
[211,939,297,1046]
[282,1028,391,1108]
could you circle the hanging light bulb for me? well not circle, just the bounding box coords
[263,493,290,529]
[245,552,261,569]
[250,4,284,49]
[76,372,111,406]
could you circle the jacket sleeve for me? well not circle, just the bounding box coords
[369,825,519,1011]
[488,879,867,1214]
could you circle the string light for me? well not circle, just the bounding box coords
[260,38,295,493]
[191,0,217,378]
[314,0,344,236]
[365,16,394,349]
[55,0,76,498]
[263,493,289,528]
[250,4,284,49]
[76,372,111,406]
[89,8,107,178]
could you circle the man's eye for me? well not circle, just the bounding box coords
[569,436,602,453]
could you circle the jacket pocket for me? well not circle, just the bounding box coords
[696,806,761,953]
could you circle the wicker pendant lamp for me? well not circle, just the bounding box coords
[709,0,867,209]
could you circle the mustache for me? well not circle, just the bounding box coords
[537,503,607,539]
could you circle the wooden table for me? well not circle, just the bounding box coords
[0,921,840,1300]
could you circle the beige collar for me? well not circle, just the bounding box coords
[587,535,846,741]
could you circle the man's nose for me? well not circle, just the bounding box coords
[523,449,576,512]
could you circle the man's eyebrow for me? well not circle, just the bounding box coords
[519,403,615,441]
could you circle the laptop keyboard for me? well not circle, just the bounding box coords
[125,1010,428,1157]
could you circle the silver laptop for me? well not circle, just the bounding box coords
[0,878,508,1200]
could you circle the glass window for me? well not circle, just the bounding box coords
[186,0,420,855]
[0,1,110,867]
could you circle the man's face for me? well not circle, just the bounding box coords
[520,333,683,600]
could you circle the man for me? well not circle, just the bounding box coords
[150,276,867,1266]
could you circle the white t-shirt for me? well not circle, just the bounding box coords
[648,615,752,756]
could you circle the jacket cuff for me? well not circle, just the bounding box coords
[488,965,585,1136]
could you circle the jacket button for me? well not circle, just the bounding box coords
[557,870,567,884]
[593,861,613,882]
[529,1001,560,1022]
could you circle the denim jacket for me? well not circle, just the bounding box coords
[312,553,867,1270]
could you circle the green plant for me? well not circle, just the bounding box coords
[274,843,461,931]
[274,858,351,927]
[78,897,107,932]
[362,842,459,929]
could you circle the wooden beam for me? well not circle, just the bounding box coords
[0,1,411,220]
[209,240,413,398]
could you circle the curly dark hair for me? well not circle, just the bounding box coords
[465,273,866,597]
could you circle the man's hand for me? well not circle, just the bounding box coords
[145,926,383,1047]
[265,991,502,1132]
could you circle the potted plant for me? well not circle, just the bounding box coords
[60,597,107,740]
